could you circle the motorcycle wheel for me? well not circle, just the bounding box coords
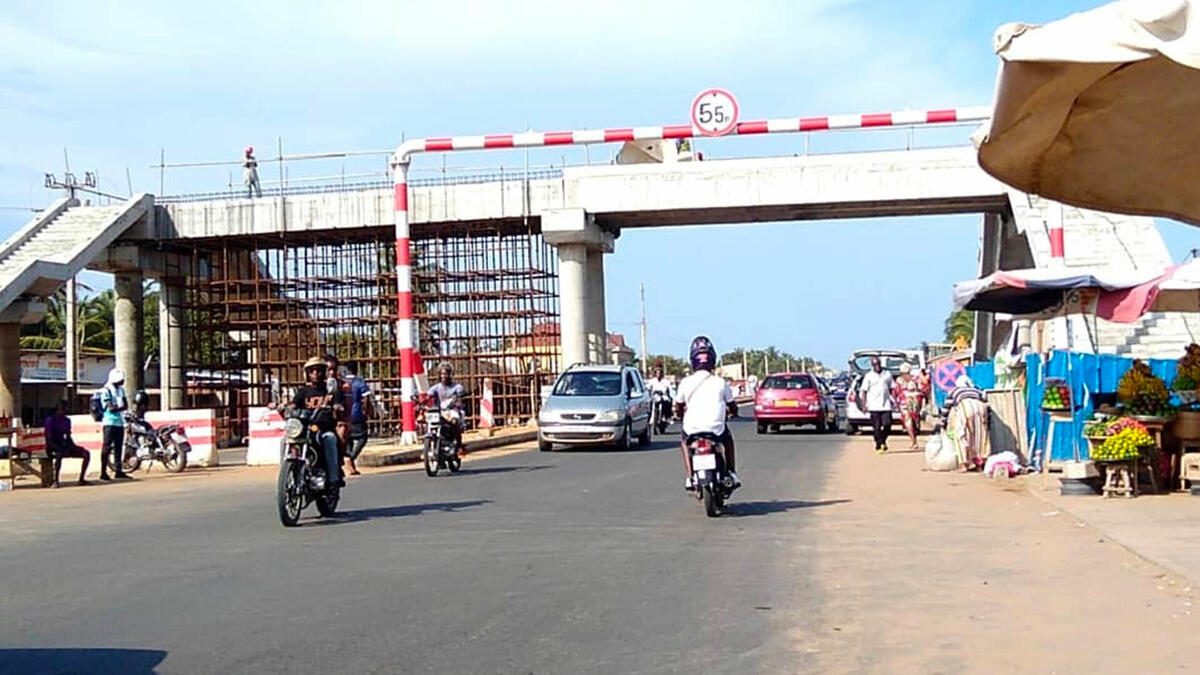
[702,484,721,518]
[277,460,304,527]
[121,447,142,474]
[423,440,439,477]
[162,440,188,473]
[316,487,340,518]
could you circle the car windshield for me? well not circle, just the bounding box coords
[851,353,919,375]
[553,371,623,397]
[761,375,815,390]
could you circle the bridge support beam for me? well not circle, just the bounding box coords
[159,283,185,410]
[542,209,615,367]
[0,323,20,421]
[114,270,145,395]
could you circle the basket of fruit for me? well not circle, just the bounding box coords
[1083,418,1112,442]
[1089,423,1155,462]
[1041,378,1072,412]
[1170,345,1200,438]
[1117,360,1173,421]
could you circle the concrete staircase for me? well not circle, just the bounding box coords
[0,194,153,313]
[1001,190,1200,357]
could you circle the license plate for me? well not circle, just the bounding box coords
[692,454,717,471]
[776,400,799,408]
[426,412,441,424]
[171,433,187,444]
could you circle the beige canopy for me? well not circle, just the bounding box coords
[977,0,1200,224]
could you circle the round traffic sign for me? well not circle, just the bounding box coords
[690,88,740,137]
[934,361,967,393]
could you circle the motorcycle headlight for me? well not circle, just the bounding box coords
[596,409,622,423]
[284,418,304,440]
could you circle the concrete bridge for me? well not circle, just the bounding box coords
[0,144,1172,432]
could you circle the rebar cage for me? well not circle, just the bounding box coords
[170,225,559,444]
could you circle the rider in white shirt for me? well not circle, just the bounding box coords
[674,336,741,490]
[645,366,673,400]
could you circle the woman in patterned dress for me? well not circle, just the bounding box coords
[895,363,924,449]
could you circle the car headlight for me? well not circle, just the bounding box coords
[538,409,557,423]
[284,418,304,440]
[596,410,623,422]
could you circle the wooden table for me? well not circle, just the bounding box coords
[1097,458,1138,498]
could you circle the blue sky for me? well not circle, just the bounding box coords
[3,0,1199,366]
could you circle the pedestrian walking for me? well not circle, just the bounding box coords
[344,362,372,476]
[243,146,261,198]
[99,368,131,480]
[44,400,90,487]
[855,356,896,454]
[264,367,282,410]
[896,363,924,450]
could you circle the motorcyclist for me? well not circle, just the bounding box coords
[674,335,741,491]
[290,356,344,489]
[645,365,674,426]
[427,364,467,453]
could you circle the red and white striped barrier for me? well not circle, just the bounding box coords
[16,427,46,455]
[480,377,494,429]
[389,105,991,438]
[247,407,287,466]
[66,409,218,475]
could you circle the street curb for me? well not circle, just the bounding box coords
[357,430,538,468]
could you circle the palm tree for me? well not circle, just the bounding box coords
[944,309,975,343]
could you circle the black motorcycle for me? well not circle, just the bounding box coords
[687,433,736,517]
[651,391,672,435]
[121,412,189,474]
[276,406,341,527]
[423,405,462,477]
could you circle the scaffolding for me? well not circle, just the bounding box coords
[170,224,559,445]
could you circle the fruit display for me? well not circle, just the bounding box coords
[1117,360,1172,417]
[1041,378,1072,410]
[1092,426,1154,461]
[1107,417,1149,435]
[1083,418,1112,439]
[1172,344,1200,392]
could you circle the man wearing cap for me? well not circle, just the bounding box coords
[100,368,131,480]
[243,146,261,198]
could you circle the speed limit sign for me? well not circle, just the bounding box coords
[690,88,740,137]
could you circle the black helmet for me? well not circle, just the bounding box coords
[133,390,150,407]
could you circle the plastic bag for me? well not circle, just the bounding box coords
[925,432,959,471]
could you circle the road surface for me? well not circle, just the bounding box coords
[2,414,1197,673]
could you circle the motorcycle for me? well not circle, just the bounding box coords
[121,412,190,474]
[687,433,736,517]
[423,405,462,477]
[276,406,341,527]
[651,391,672,435]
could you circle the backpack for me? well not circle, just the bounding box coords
[90,389,105,422]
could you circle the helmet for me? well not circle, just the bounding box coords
[245,145,254,155]
[303,356,327,372]
[689,335,717,372]
[133,390,150,407]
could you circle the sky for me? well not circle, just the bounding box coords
[3,0,1199,367]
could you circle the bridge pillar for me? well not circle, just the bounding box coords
[542,209,615,367]
[0,300,47,423]
[586,251,607,364]
[158,283,185,410]
[114,270,145,394]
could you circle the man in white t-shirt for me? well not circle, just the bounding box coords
[674,336,740,490]
[855,356,896,453]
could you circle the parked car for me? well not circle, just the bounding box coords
[844,349,922,435]
[753,372,839,434]
[537,364,652,451]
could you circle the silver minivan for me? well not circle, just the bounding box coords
[537,364,652,451]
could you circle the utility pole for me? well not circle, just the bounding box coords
[638,283,649,376]
[763,354,769,378]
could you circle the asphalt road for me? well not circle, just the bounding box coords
[0,413,845,674]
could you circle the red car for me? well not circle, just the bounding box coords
[753,372,839,434]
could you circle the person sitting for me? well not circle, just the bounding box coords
[291,356,344,489]
[427,364,467,453]
[43,400,91,488]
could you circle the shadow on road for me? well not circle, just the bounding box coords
[457,465,550,476]
[333,499,492,523]
[724,498,851,517]
[0,648,168,674]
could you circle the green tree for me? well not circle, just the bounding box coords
[640,354,689,376]
[944,309,975,343]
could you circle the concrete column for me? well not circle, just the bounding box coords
[114,270,145,394]
[158,283,185,410]
[0,323,20,420]
[558,244,589,368]
[586,250,607,364]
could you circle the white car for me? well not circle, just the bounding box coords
[843,349,923,436]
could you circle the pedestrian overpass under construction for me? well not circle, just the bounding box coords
[0,145,1173,443]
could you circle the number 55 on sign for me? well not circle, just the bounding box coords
[691,88,740,137]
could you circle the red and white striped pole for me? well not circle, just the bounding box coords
[480,377,495,433]
[391,105,990,440]
[1048,202,1066,265]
